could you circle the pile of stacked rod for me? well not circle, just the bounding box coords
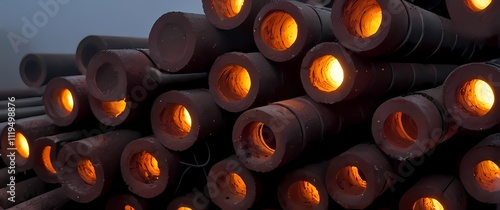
[1,0,500,209]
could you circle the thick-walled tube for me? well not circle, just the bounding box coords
[202,0,271,30]
[105,194,149,210]
[88,95,132,126]
[0,106,45,123]
[19,53,81,88]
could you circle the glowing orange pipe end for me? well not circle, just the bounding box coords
[78,158,97,186]
[412,197,444,210]
[15,132,30,159]
[42,146,57,174]
[309,55,344,92]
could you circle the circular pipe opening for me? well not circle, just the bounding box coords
[15,132,30,159]
[130,151,161,183]
[287,181,321,209]
[458,79,494,116]
[342,0,383,38]
[101,99,127,117]
[465,0,492,11]
[177,207,192,210]
[309,55,344,92]
[383,112,418,148]
[81,44,101,69]
[216,64,252,101]
[53,88,74,116]
[212,0,245,18]
[336,166,367,196]
[42,146,57,174]
[78,158,97,186]
[473,160,500,192]
[260,11,298,51]
[241,122,276,159]
[159,104,192,138]
[216,172,247,204]
[95,63,120,96]
[124,205,135,210]
[24,60,42,83]
[412,197,444,210]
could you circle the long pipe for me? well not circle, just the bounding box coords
[19,53,80,88]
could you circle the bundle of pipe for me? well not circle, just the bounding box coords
[19,53,81,88]
[0,88,46,123]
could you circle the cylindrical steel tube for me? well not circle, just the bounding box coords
[105,193,149,210]
[372,86,458,160]
[32,131,85,183]
[0,87,44,100]
[0,106,45,123]
[301,42,456,104]
[19,53,80,88]
[253,0,335,62]
[0,177,55,209]
[460,133,500,204]
[149,12,255,73]
[87,95,136,127]
[442,60,500,131]
[331,0,479,62]
[56,130,142,203]
[7,188,70,210]
[325,144,394,209]
[166,193,209,210]
[75,35,148,75]
[44,75,93,126]
[202,0,271,30]
[399,175,467,210]
[0,97,42,108]
[209,52,304,112]
[120,136,179,198]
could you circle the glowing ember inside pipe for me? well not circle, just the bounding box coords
[383,112,418,148]
[343,0,383,38]
[336,166,367,195]
[309,55,344,92]
[160,104,192,138]
[217,172,248,202]
[474,160,500,192]
[78,158,97,186]
[465,0,492,11]
[59,88,74,114]
[412,197,444,210]
[212,0,245,18]
[287,181,321,208]
[459,79,495,116]
[260,11,298,51]
[101,98,127,117]
[217,64,252,101]
[124,205,136,210]
[131,151,161,183]
[15,132,30,158]
[242,122,276,159]
[177,207,193,210]
[42,146,56,174]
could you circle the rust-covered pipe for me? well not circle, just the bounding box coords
[0,87,44,100]
[253,0,335,62]
[120,136,179,198]
[56,130,142,203]
[0,97,42,109]
[325,144,394,209]
[202,0,271,30]
[0,177,55,209]
[43,75,93,126]
[105,193,149,210]
[0,115,60,171]
[301,42,456,104]
[149,12,255,73]
[278,162,329,210]
[151,89,224,151]
[166,193,209,210]
[460,133,500,204]
[331,0,479,62]
[232,96,375,172]
[32,131,85,184]
[442,60,500,131]
[0,106,45,123]
[209,52,304,112]
[372,86,459,160]
[75,35,148,75]
[399,175,467,210]
[7,188,70,210]
[19,53,80,88]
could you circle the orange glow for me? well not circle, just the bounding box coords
[15,133,30,158]
[124,205,135,210]
[132,151,161,183]
[383,112,418,148]
[343,0,383,38]
[42,146,57,174]
[336,166,367,195]
[161,104,192,138]
[260,11,298,51]
[465,0,492,11]
[459,79,494,116]
[309,55,344,92]
[228,173,247,199]
[78,158,97,186]
[254,122,275,156]
[177,207,193,210]
[102,98,127,117]
[474,160,500,192]
[213,0,245,18]
[217,64,251,101]
[59,88,74,114]
[412,197,444,210]
[288,181,320,208]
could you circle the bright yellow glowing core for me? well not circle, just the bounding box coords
[177,207,193,210]
[309,55,344,92]
[459,79,494,116]
[42,146,57,174]
[160,104,192,138]
[102,98,127,117]
[213,0,245,18]
[132,151,161,183]
[474,160,500,192]
[383,112,418,148]
[124,205,135,210]
[288,181,320,208]
[260,11,298,51]
[217,64,251,101]
[412,197,444,210]
[336,166,367,195]
[466,0,492,11]
[78,158,97,186]
[15,133,30,158]
[344,0,383,38]
[59,88,74,113]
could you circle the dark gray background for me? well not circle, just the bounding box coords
[0,1,203,89]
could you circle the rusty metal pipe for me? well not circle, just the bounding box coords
[0,177,56,209]
[166,193,209,210]
[19,53,80,88]
[7,188,71,210]
[0,106,45,123]
[0,97,42,108]
[105,193,149,210]
[202,0,271,30]
[0,87,44,100]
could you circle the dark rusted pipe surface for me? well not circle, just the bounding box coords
[405,0,449,17]
[209,52,304,112]
[0,97,42,109]
[202,0,271,30]
[0,106,45,123]
[325,144,393,209]
[0,87,44,100]
[19,53,80,88]
[7,188,70,210]
[75,35,148,75]
[301,42,456,104]
[0,177,55,209]
[105,193,149,210]
[254,0,335,62]
[166,193,209,210]
[56,130,142,203]
[120,136,179,198]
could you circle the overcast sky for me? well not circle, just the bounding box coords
[0,1,203,89]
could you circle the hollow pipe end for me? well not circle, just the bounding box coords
[44,76,85,126]
[19,54,47,88]
[88,95,131,127]
[446,0,500,41]
[278,169,329,210]
[31,137,59,184]
[86,50,129,101]
[0,124,35,172]
[76,35,107,75]
[167,193,209,210]
[202,0,253,30]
